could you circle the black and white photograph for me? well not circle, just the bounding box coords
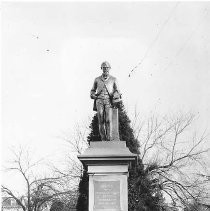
[1,1,210,211]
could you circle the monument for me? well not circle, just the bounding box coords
[78,61,137,211]
[90,61,122,141]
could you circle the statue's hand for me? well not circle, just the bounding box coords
[91,93,97,99]
[112,92,122,108]
[113,91,121,100]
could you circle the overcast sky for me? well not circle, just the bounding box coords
[2,1,210,191]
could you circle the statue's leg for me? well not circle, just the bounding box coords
[96,101,106,141]
[105,106,112,141]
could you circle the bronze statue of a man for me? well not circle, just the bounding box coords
[90,61,121,141]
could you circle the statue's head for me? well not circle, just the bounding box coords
[101,61,111,78]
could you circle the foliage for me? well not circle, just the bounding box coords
[50,196,78,211]
[87,114,100,143]
[118,102,140,154]
[50,201,65,211]
[75,167,89,211]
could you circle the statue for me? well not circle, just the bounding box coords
[90,61,121,141]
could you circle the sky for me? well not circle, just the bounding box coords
[1,1,210,192]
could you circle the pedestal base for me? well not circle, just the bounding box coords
[78,141,137,211]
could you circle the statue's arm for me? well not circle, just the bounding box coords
[90,78,97,99]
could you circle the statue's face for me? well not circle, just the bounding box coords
[102,67,110,78]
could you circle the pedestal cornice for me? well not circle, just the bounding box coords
[78,141,137,167]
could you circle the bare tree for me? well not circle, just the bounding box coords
[1,147,77,211]
[54,112,209,209]
[131,112,210,208]
[55,122,90,178]
[58,121,89,156]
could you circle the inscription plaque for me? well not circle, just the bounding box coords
[93,180,120,210]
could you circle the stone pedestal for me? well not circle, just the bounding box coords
[78,141,137,211]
